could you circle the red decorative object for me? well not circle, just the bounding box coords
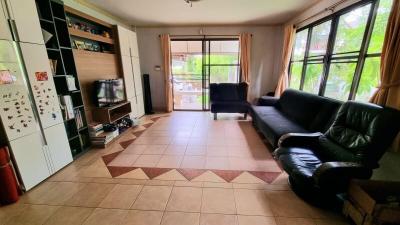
[0,146,20,205]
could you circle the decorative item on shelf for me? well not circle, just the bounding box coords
[102,31,110,38]
[66,75,77,91]
[66,16,73,28]
[74,108,83,129]
[49,59,57,75]
[41,29,53,44]
[73,40,85,50]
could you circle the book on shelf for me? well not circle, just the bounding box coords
[60,95,74,120]
[66,75,78,91]
[74,109,84,129]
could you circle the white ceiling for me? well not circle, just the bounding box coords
[87,0,321,26]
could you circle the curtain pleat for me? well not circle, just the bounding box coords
[160,34,173,112]
[239,33,252,84]
[370,0,400,152]
[275,25,296,97]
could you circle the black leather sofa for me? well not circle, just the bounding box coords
[210,82,249,120]
[275,101,400,197]
[250,89,342,148]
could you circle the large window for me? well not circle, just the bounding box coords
[288,0,393,101]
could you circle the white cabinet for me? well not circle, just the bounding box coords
[132,57,143,96]
[117,25,144,118]
[129,32,139,58]
[5,0,44,44]
[117,26,130,57]
[0,1,12,41]
[121,55,136,99]
[43,123,72,173]
[9,132,50,190]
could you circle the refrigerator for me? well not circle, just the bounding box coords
[0,0,72,190]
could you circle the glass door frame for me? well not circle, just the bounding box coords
[171,37,240,111]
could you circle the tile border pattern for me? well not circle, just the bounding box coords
[101,115,282,184]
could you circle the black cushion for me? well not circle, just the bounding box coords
[211,101,249,113]
[251,106,308,146]
[209,83,249,115]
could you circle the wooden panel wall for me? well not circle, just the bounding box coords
[73,49,121,122]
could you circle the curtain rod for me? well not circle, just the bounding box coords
[295,0,349,27]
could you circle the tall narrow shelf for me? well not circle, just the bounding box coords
[35,0,91,158]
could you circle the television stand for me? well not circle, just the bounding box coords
[92,101,132,124]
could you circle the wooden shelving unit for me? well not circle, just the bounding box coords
[68,28,114,44]
[92,102,132,124]
[35,0,91,158]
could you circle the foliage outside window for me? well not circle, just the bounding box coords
[288,0,393,102]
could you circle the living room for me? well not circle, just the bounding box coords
[0,0,399,224]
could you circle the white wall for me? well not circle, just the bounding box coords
[136,26,284,110]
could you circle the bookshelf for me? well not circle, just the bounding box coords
[35,0,91,158]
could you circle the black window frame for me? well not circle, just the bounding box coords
[288,0,388,101]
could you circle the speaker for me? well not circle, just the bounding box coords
[143,74,154,114]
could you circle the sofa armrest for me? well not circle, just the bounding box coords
[313,162,372,192]
[278,132,323,148]
[258,96,279,106]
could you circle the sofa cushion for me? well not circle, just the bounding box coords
[210,83,247,102]
[211,101,249,113]
[277,89,342,133]
[251,106,308,146]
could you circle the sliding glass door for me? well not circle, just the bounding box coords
[171,38,240,111]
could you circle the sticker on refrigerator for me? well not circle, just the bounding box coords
[35,72,48,81]
[0,70,16,85]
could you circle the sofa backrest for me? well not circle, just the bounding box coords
[321,101,400,167]
[277,89,342,132]
[210,82,248,102]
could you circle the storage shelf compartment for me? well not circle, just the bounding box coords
[68,28,114,44]
[92,102,132,124]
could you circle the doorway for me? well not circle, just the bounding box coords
[171,38,240,111]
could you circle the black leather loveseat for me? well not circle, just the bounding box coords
[210,82,249,120]
[250,89,342,148]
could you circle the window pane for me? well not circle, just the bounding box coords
[368,0,393,54]
[333,4,371,54]
[356,57,380,102]
[324,62,357,100]
[209,66,239,83]
[292,29,308,61]
[210,40,239,64]
[303,64,324,94]
[289,62,303,89]
[309,21,332,57]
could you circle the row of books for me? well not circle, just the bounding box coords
[88,123,119,146]
[74,109,84,129]
[60,95,74,120]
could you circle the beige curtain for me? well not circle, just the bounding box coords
[370,0,400,152]
[275,25,296,97]
[239,33,252,84]
[160,34,173,112]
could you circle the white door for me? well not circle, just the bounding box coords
[9,132,50,190]
[19,43,63,128]
[6,0,44,44]
[132,57,143,95]
[0,1,12,41]
[121,55,136,99]
[44,123,72,173]
[136,94,145,117]
[129,31,139,58]
[117,26,130,57]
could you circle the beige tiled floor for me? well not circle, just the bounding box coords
[0,112,350,225]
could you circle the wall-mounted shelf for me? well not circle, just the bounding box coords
[68,28,114,44]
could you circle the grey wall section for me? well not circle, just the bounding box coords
[136,26,284,110]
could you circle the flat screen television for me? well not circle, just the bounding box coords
[93,79,125,107]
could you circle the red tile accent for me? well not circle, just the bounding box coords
[107,166,137,177]
[211,170,243,182]
[177,169,207,181]
[102,151,123,165]
[142,123,153,128]
[132,130,146,137]
[119,139,136,149]
[248,171,281,184]
[141,168,173,179]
